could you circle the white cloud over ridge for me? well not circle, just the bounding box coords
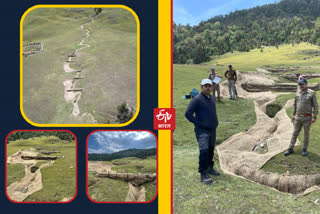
[88,131,156,154]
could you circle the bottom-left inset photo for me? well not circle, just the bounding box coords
[5,130,77,203]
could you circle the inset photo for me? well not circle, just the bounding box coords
[87,131,157,203]
[21,6,139,125]
[5,130,77,203]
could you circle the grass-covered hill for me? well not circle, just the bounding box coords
[173,44,320,213]
[173,0,320,64]
[88,148,156,161]
[23,8,137,124]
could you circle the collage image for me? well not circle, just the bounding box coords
[1,0,320,213]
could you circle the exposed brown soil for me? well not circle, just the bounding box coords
[267,66,300,73]
[7,150,54,201]
[96,171,156,186]
[217,71,320,194]
[62,17,97,123]
[125,182,145,202]
[88,161,113,174]
[281,73,320,82]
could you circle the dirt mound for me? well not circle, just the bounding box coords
[217,71,320,194]
[21,155,63,160]
[220,71,276,99]
[7,150,54,201]
[125,182,145,202]
[88,161,113,174]
[281,73,320,82]
[242,82,320,92]
[96,172,156,186]
[267,66,300,73]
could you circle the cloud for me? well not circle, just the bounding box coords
[173,0,280,26]
[173,1,197,25]
[88,131,156,154]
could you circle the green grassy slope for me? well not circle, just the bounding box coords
[173,44,320,213]
[23,8,91,124]
[203,43,320,73]
[110,156,157,174]
[7,164,25,186]
[88,171,128,202]
[76,8,137,123]
[7,136,76,202]
[262,93,320,175]
[23,8,137,124]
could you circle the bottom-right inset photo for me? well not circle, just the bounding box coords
[87,130,157,203]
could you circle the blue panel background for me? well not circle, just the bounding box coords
[0,0,158,213]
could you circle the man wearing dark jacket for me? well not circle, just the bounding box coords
[185,79,220,184]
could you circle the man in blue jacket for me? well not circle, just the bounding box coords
[185,79,220,184]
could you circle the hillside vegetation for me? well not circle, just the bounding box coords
[174,0,320,64]
[88,148,156,161]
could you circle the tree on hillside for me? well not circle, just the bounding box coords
[116,102,134,123]
[94,8,102,16]
[173,0,320,64]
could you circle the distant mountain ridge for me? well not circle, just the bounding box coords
[173,0,320,64]
[88,148,156,161]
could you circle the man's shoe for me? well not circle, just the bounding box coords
[284,148,293,156]
[200,172,213,184]
[207,167,220,176]
[302,149,308,156]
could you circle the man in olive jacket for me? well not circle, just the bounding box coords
[284,78,318,156]
[224,65,237,100]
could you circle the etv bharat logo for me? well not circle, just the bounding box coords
[154,108,175,130]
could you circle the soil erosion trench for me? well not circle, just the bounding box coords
[6,149,63,201]
[217,71,320,194]
[88,162,156,202]
[63,16,97,123]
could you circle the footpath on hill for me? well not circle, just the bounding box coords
[63,16,97,123]
[217,71,320,194]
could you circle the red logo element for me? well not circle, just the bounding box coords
[154,108,175,130]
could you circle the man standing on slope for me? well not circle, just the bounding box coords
[284,79,318,156]
[224,65,237,100]
[208,67,222,102]
[185,79,220,184]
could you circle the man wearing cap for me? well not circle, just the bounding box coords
[224,65,237,100]
[208,67,222,102]
[284,78,319,156]
[185,79,220,184]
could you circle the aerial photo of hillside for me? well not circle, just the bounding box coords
[22,7,138,124]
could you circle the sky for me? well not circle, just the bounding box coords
[88,131,157,154]
[174,0,280,26]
